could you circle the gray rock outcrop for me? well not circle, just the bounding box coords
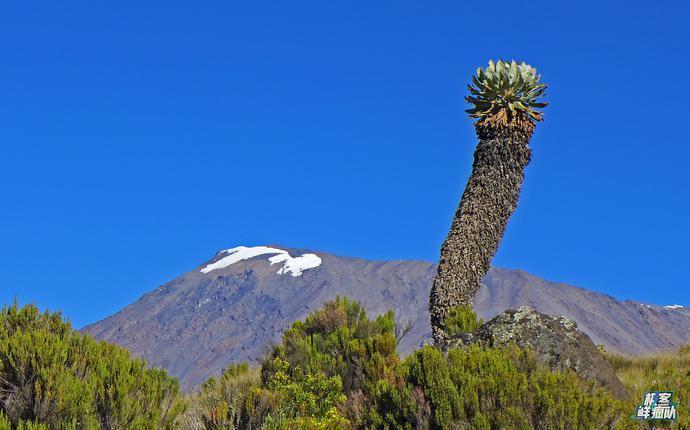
[452,306,628,399]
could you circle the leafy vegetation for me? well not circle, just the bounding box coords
[443,305,483,337]
[466,60,548,124]
[406,345,629,429]
[183,297,638,429]
[5,299,689,429]
[181,356,349,429]
[260,297,416,429]
[0,302,184,429]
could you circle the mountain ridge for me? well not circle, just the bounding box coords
[83,245,690,390]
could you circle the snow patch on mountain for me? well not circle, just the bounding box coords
[200,246,322,277]
[665,304,684,309]
[268,253,322,277]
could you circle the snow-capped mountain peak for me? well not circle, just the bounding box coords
[200,245,321,277]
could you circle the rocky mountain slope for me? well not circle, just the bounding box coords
[83,245,690,390]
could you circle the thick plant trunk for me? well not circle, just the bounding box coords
[429,127,532,344]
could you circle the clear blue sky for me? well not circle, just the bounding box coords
[1,1,689,328]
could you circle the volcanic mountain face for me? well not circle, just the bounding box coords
[82,245,690,390]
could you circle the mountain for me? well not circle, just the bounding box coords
[83,245,690,390]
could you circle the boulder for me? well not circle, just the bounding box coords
[449,306,628,399]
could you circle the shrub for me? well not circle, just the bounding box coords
[261,358,349,429]
[261,297,428,428]
[179,363,266,429]
[0,302,184,429]
[406,343,630,429]
[11,297,671,429]
[405,346,464,427]
[443,305,483,336]
[251,298,632,429]
[263,297,399,394]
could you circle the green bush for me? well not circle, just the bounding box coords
[8,298,680,429]
[263,297,399,393]
[261,297,427,428]
[443,305,483,336]
[405,343,630,429]
[179,363,264,429]
[405,346,463,427]
[260,298,634,429]
[261,357,349,429]
[185,298,638,429]
[0,302,184,429]
[181,358,349,429]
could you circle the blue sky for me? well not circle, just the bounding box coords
[1,1,689,328]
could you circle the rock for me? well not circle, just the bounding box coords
[451,306,629,399]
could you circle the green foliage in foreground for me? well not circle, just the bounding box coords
[443,304,483,337]
[0,302,184,429]
[261,297,407,428]
[188,297,633,429]
[6,298,689,429]
[182,359,349,429]
[406,345,628,429]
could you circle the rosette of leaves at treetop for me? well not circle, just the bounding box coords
[466,60,547,135]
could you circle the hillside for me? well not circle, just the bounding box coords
[83,245,690,389]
